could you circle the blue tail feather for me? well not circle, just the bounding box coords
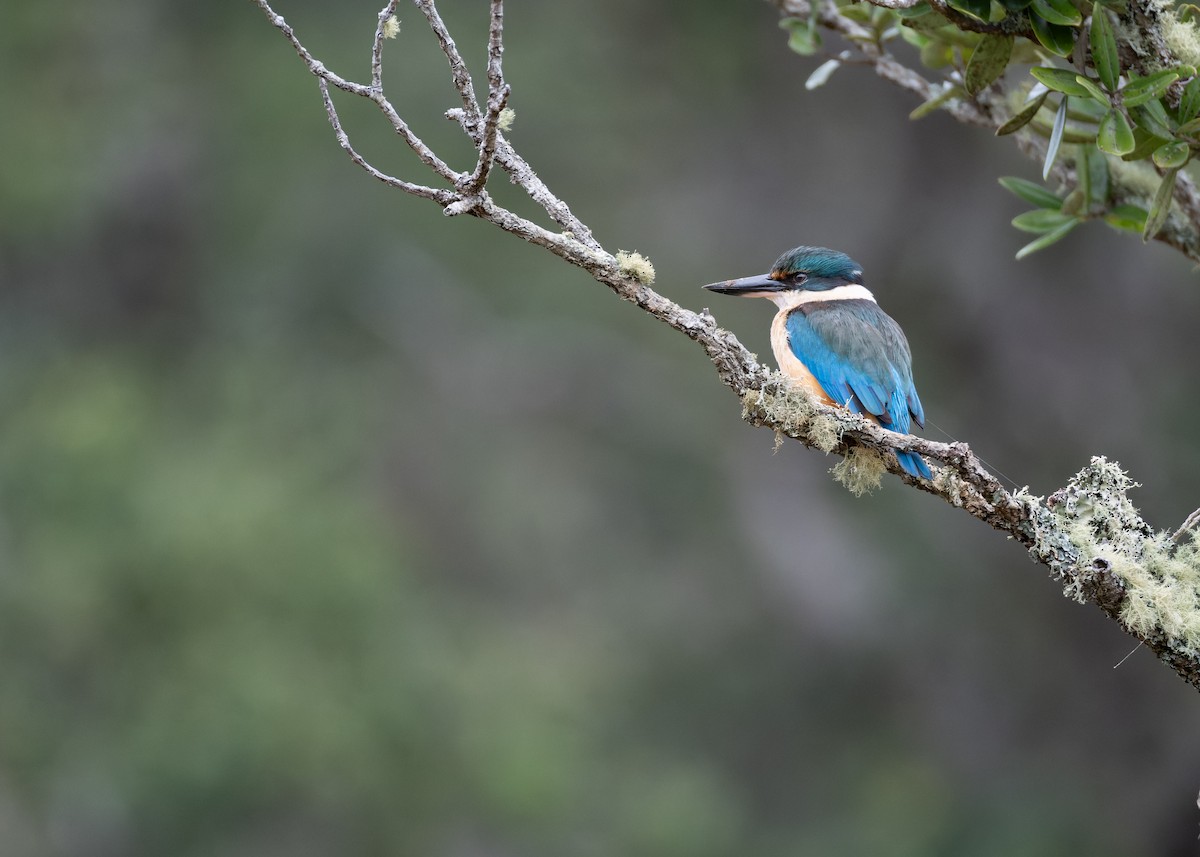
[896,449,932,480]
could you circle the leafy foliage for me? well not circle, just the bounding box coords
[784,0,1200,255]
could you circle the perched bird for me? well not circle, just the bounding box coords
[703,246,931,480]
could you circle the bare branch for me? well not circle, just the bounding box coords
[459,0,509,198]
[449,1,510,215]
[251,0,462,186]
[319,80,455,203]
[250,0,372,98]
[371,0,401,91]
[412,0,482,121]
[374,97,462,185]
[446,108,603,249]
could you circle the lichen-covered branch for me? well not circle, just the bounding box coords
[250,0,1200,691]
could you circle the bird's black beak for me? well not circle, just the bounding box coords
[701,273,784,296]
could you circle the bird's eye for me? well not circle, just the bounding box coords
[792,272,808,284]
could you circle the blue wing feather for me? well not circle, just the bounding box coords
[785,301,931,479]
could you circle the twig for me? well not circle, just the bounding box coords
[445,107,602,248]
[926,0,1034,38]
[412,0,482,121]
[447,1,510,214]
[1173,507,1200,543]
[318,79,455,203]
[464,0,509,195]
[252,0,461,184]
[251,0,372,98]
[371,0,400,91]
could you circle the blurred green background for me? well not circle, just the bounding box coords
[3,1,1200,854]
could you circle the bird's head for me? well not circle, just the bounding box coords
[702,246,865,305]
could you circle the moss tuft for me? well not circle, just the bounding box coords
[615,250,655,284]
[498,108,515,133]
[383,15,401,39]
[1151,0,1200,66]
[743,373,844,453]
[831,447,886,497]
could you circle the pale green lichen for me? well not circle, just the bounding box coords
[810,416,841,454]
[931,466,966,507]
[1046,456,1200,654]
[1100,532,1200,651]
[1108,156,1171,204]
[742,382,814,439]
[831,447,886,497]
[497,108,515,133]
[615,250,655,284]
[742,373,843,454]
[382,15,401,39]
[1151,0,1200,67]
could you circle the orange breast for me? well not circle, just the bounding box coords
[770,310,836,407]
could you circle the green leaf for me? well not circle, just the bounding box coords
[966,35,1014,95]
[1130,100,1175,139]
[1030,119,1097,143]
[1074,74,1110,103]
[1060,187,1087,215]
[1104,203,1148,232]
[806,59,841,90]
[780,17,821,55]
[1031,66,1093,97]
[1067,96,1108,120]
[1000,0,1036,9]
[997,90,1050,134]
[1078,143,1109,209]
[909,84,964,119]
[902,13,951,35]
[999,175,1064,208]
[1153,140,1191,168]
[1177,116,1200,136]
[1097,108,1136,154]
[1015,218,1079,258]
[1033,0,1084,25]
[840,4,874,22]
[895,1,935,17]
[1012,208,1078,232]
[1031,13,1078,56]
[947,0,992,20]
[1122,126,1170,160]
[1179,77,1200,124]
[919,40,955,68]
[1044,95,1069,178]
[1121,69,1180,106]
[1144,166,1179,240]
[787,27,819,55]
[1090,7,1120,91]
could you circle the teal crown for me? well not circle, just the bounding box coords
[772,246,863,284]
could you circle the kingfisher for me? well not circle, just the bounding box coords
[703,246,932,480]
